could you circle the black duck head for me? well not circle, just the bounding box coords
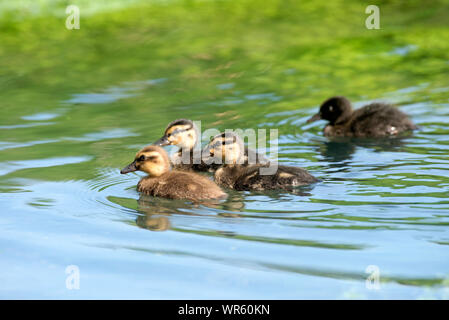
[307,96,353,125]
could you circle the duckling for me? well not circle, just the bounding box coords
[152,119,208,171]
[120,145,227,201]
[204,132,318,191]
[307,96,417,137]
[205,132,269,167]
[153,119,268,171]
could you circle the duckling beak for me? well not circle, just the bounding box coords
[201,145,215,164]
[153,136,170,147]
[306,113,321,123]
[120,160,138,174]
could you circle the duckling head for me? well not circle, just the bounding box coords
[121,145,171,177]
[307,96,352,125]
[204,132,245,165]
[153,119,198,150]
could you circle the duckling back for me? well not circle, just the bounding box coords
[138,171,227,201]
[215,164,318,191]
[346,103,417,137]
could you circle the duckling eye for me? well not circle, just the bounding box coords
[167,133,171,137]
[138,155,145,161]
[328,105,333,112]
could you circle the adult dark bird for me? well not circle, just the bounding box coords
[307,96,417,137]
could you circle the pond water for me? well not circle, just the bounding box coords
[0,1,448,299]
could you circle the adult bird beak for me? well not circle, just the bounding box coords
[120,160,138,174]
[152,135,170,146]
[306,113,322,123]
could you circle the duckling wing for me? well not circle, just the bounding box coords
[154,172,226,200]
[233,165,267,191]
[137,177,164,196]
[234,164,318,191]
[349,103,416,137]
[276,165,319,186]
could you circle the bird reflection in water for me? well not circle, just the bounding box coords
[315,135,411,165]
[135,191,247,232]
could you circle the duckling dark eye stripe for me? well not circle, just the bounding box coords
[210,138,235,148]
[222,138,236,145]
[218,134,238,142]
[219,133,237,139]
[169,124,193,135]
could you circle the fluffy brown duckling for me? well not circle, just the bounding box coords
[204,132,318,191]
[153,119,268,171]
[120,145,227,201]
[307,96,417,137]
